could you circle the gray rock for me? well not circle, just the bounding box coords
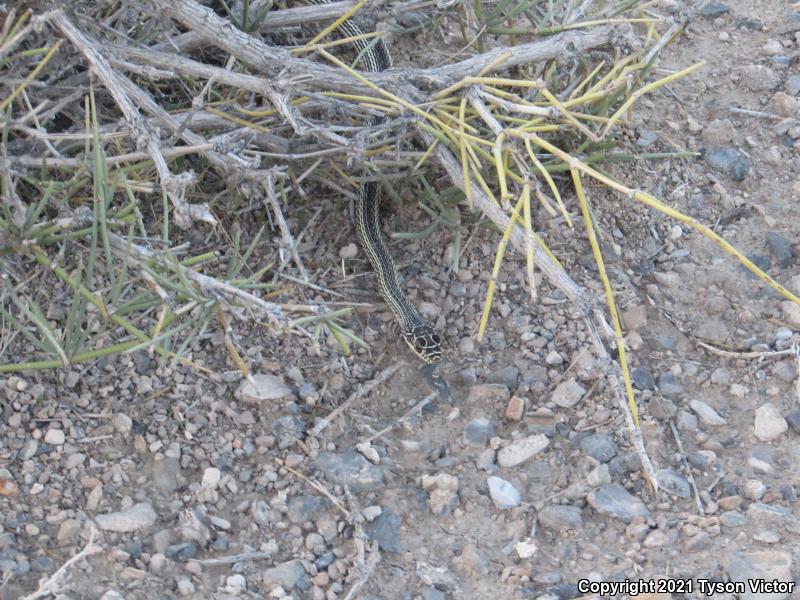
[487,476,521,510]
[314,451,384,493]
[787,75,800,96]
[273,415,306,449]
[689,399,727,426]
[19,439,38,461]
[579,434,618,463]
[710,367,732,385]
[463,418,495,447]
[487,366,519,389]
[766,232,796,268]
[587,484,650,522]
[657,372,685,398]
[287,495,327,524]
[705,147,751,181]
[684,531,712,553]
[421,587,446,600]
[700,2,730,16]
[237,374,292,403]
[688,451,716,471]
[166,542,197,562]
[696,319,730,344]
[365,509,403,553]
[151,458,182,494]
[96,503,157,533]
[786,410,800,433]
[650,396,677,420]
[727,550,793,600]
[631,367,655,390]
[263,559,310,591]
[608,452,640,478]
[655,469,691,498]
[552,378,586,408]
[720,511,747,527]
[538,505,584,531]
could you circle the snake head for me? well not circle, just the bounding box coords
[403,324,442,364]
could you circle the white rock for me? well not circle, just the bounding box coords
[236,374,292,403]
[551,378,586,408]
[226,574,247,594]
[689,399,727,426]
[754,403,787,442]
[86,485,103,511]
[515,538,538,559]
[177,579,195,596]
[202,467,221,489]
[487,476,521,510]
[113,413,133,434]
[497,434,549,468]
[44,429,65,445]
[96,503,157,532]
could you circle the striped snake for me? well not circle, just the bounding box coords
[311,0,443,364]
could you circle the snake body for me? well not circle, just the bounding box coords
[312,1,442,363]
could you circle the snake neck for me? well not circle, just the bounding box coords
[355,182,429,332]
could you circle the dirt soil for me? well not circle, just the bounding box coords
[2,1,800,599]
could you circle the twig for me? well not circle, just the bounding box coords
[283,465,350,517]
[188,551,273,566]
[51,13,215,229]
[343,539,381,600]
[668,420,704,515]
[308,362,403,437]
[264,173,309,280]
[21,525,103,600]
[696,340,797,360]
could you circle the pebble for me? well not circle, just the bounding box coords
[287,495,326,524]
[689,399,727,426]
[487,365,519,389]
[780,301,800,327]
[262,559,310,591]
[338,243,357,259]
[657,372,685,398]
[505,396,526,421]
[704,147,751,181]
[225,574,247,594]
[587,484,650,522]
[771,91,800,117]
[463,417,495,447]
[702,118,737,145]
[579,434,618,463]
[44,429,65,446]
[649,396,677,420]
[740,64,780,91]
[57,519,81,544]
[551,378,586,408]
[365,509,403,553]
[787,75,800,97]
[655,469,692,498]
[718,495,742,511]
[96,503,157,532]
[637,129,658,147]
[767,231,796,267]
[497,434,549,468]
[720,511,747,527]
[753,403,788,441]
[421,473,460,515]
[538,505,584,531]
[700,1,730,16]
[631,367,655,390]
[545,350,564,366]
[362,505,382,521]
[487,476,521,510]
[202,467,221,489]
[514,538,538,559]
[744,479,767,501]
[786,410,800,433]
[167,542,197,562]
[237,374,293,403]
[177,579,195,596]
[273,415,306,449]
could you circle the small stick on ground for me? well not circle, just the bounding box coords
[283,465,350,517]
[697,340,797,360]
[668,420,705,515]
[21,525,103,600]
[309,362,403,437]
[189,551,274,566]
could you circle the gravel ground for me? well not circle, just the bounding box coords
[2,0,800,599]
